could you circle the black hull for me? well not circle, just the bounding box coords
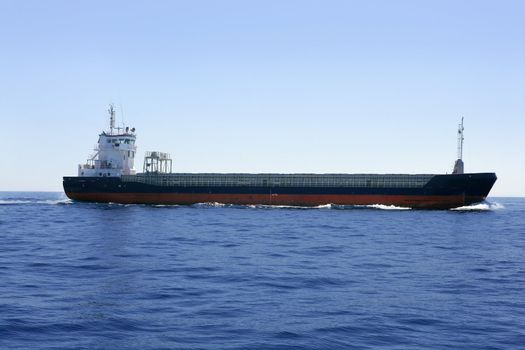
[63,173,497,209]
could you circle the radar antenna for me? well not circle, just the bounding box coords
[452,117,465,174]
[108,104,116,134]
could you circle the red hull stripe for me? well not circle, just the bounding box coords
[65,192,485,209]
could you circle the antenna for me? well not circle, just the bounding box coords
[452,117,465,174]
[108,104,116,134]
[457,116,464,160]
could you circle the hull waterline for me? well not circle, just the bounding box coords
[64,191,486,209]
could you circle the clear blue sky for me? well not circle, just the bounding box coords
[0,0,524,196]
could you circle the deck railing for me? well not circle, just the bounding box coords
[121,173,433,188]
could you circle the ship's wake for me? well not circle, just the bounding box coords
[189,202,412,210]
[357,204,412,210]
[451,202,504,211]
[3,198,502,211]
[191,202,505,211]
[0,198,72,205]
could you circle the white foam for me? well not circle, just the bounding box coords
[107,202,135,207]
[193,202,228,208]
[247,204,299,209]
[316,204,334,209]
[187,202,416,210]
[249,204,336,209]
[451,202,504,211]
[0,198,71,205]
[350,204,412,210]
[43,199,72,205]
[364,204,412,210]
[194,202,336,209]
[0,200,33,205]
[192,202,413,210]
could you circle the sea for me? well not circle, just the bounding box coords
[0,192,524,350]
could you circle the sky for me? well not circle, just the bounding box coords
[0,0,524,196]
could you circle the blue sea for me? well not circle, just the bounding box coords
[1,192,524,350]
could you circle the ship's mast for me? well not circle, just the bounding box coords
[452,117,465,174]
[457,117,464,160]
[108,104,116,134]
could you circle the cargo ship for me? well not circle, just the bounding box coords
[63,106,496,209]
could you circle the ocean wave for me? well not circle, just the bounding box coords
[0,198,72,205]
[250,204,329,209]
[361,204,412,210]
[0,199,34,205]
[45,199,73,205]
[189,202,413,210]
[190,202,322,209]
[451,202,504,211]
[151,204,180,208]
[192,202,229,208]
[314,203,411,210]
[316,204,334,209]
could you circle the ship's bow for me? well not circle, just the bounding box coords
[423,172,497,208]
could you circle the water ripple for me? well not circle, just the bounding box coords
[0,193,523,349]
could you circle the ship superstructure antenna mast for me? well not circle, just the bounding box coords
[457,117,464,160]
[108,104,116,134]
[452,117,465,174]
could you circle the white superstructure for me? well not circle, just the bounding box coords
[78,105,137,177]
